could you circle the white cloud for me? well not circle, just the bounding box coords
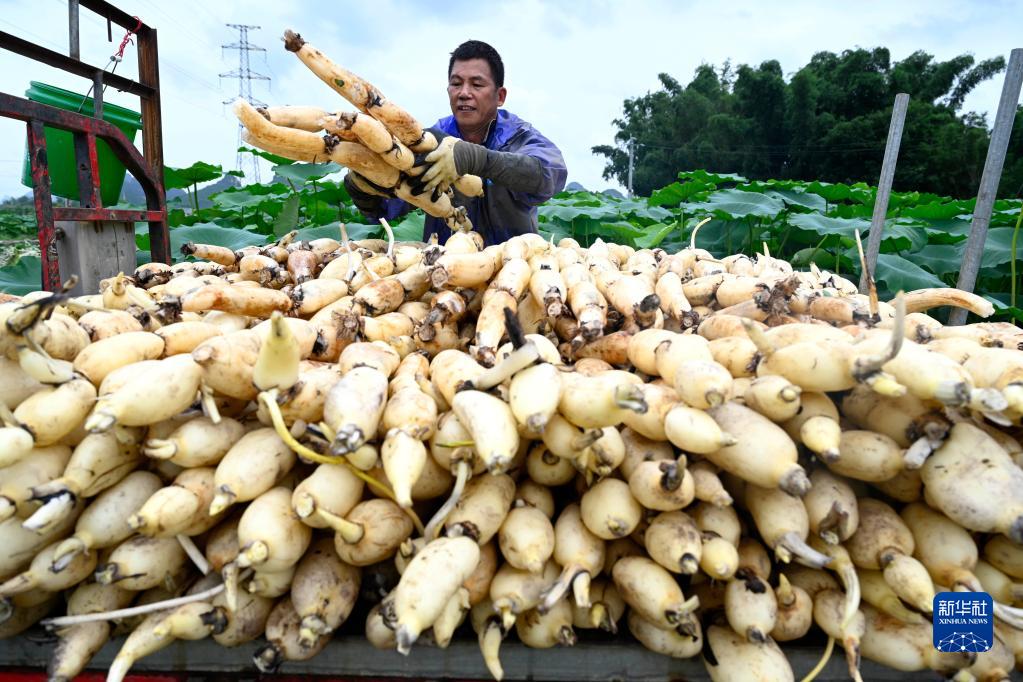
[0,0,1019,200]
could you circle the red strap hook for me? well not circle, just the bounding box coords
[113,16,142,60]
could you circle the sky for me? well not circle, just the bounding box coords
[0,0,1021,201]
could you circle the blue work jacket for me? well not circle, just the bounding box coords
[377,110,567,246]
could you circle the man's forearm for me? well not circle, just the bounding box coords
[454,143,547,195]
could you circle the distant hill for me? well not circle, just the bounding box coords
[564,182,626,200]
[0,194,33,210]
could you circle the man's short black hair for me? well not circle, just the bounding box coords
[448,40,504,88]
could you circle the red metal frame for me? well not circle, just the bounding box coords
[3,93,170,290]
[0,1,168,292]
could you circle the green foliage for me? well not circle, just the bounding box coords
[167,224,266,255]
[237,145,296,167]
[0,206,39,271]
[132,159,412,247]
[164,161,232,212]
[273,195,301,238]
[595,48,1016,199]
[0,256,41,296]
[163,161,225,190]
[874,253,947,291]
[686,189,785,218]
[391,213,426,243]
[274,162,342,184]
[0,212,36,241]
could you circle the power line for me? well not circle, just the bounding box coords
[17,5,225,113]
[181,0,225,34]
[108,4,228,96]
[261,51,278,91]
[220,24,270,182]
[162,88,226,119]
[41,1,227,98]
[131,0,224,58]
[0,17,65,52]
[161,61,228,96]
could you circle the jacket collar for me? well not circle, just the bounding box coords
[435,109,527,150]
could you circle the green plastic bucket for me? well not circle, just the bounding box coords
[21,81,143,207]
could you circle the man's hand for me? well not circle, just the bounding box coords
[418,136,461,194]
[343,171,393,216]
[346,171,392,198]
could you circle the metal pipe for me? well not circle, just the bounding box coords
[92,70,104,118]
[859,93,909,294]
[0,31,155,98]
[27,120,62,291]
[68,0,80,60]
[950,48,1023,325]
[79,0,153,33]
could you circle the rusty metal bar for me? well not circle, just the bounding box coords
[27,121,61,291]
[859,93,909,294]
[1,92,170,282]
[0,31,154,99]
[71,131,101,209]
[950,48,1023,325]
[54,207,164,222]
[79,0,148,33]
[68,0,80,60]
[0,93,161,193]
[136,28,163,177]
[135,27,168,263]
[92,70,103,118]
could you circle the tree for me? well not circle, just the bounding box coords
[594,48,1015,198]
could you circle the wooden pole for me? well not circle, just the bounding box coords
[949,48,1023,325]
[860,93,910,294]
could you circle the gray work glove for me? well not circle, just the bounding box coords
[343,170,392,216]
[413,128,546,196]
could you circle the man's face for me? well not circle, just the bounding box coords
[448,58,507,132]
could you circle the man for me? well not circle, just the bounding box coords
[344,40,568,246]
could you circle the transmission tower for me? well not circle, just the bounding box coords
[221,24,271,182]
